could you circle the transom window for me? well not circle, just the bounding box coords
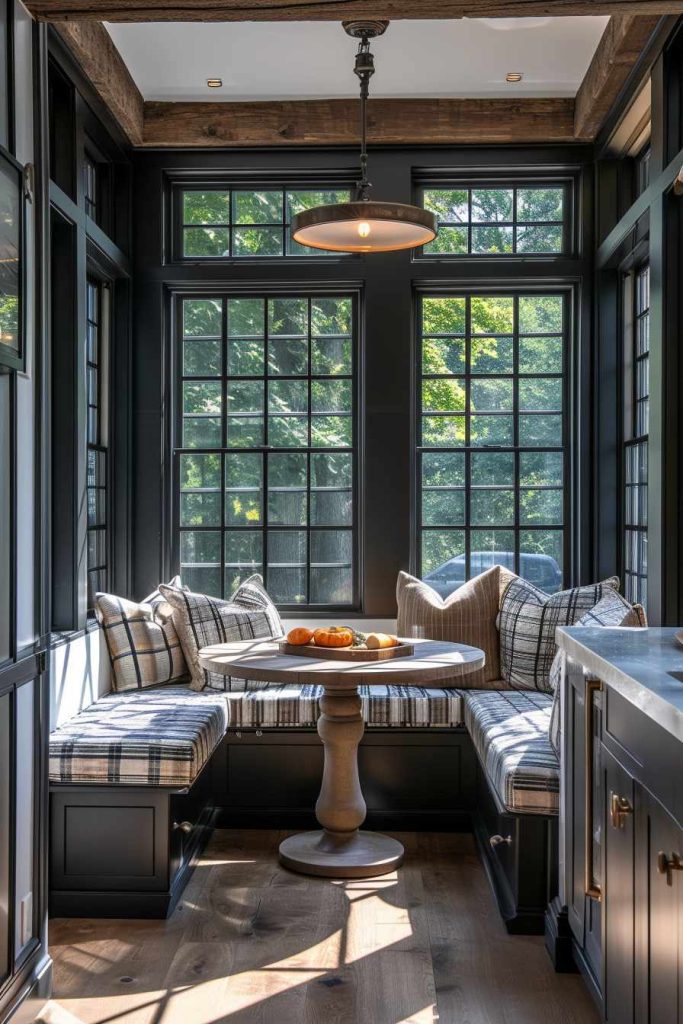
[623,264,649,607]
[417,292,567,596]
[179,188,352,259]
[176,293,356,607]
[420,185,567,256]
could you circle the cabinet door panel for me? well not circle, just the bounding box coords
[603,748,635,1024]
[0,692,10,985]
[640,793,681,1024]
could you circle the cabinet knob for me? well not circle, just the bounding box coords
[610,793,633,829]
[173,820,193,834]
[657,851,683,885]
[489,834,512,847]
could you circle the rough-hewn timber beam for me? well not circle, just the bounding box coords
[574,13,660,139]
[142,97,576,147]
[27,0,683,22]
[54,20,144,145]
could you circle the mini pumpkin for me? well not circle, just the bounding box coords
[313,626,354,648]
[286,627,314,646]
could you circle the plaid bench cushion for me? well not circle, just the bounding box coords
[463,689,558,816]
[222,682,470,729]
[49,686,229,786]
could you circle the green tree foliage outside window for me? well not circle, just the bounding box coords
[419,292,565,593]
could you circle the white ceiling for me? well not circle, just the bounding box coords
[105,17,609,102]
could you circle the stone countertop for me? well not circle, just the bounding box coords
[556,626,683,743]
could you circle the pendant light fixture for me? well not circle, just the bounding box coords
[291,21,438,254]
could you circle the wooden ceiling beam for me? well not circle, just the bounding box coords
[27,0,683,22]
[574,13,661,139]
[142,97,576,147]
[54,20,144,145]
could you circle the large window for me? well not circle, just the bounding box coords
[417,291,567,596]
[179,188,351,259]
[176,293,356,607]
[86,277,109,611]
[420,185,567,257]
[623,264,649,607]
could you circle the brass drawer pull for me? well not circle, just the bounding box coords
[173,820,193,834]
[657,851,683,885]
[490,834,512,847]
[610,793,633,829]
[584,677,603,900]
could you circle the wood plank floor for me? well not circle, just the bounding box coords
[47,829,599,1024]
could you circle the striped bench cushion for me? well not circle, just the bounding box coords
[223,682,469,729]
[49,686,229,786]
[463,690,558,816]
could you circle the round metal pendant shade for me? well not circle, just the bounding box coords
[291,201,438,254]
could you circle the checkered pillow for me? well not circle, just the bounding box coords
[95,576,189,692]
[159,575,283,692]
[499,574,620,693]
[547,594,646,754]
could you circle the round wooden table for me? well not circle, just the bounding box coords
[199,637,484,879]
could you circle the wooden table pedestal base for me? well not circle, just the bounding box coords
[279,829,404,879]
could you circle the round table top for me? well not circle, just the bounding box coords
[198,638,484,688]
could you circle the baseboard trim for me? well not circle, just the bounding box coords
[544,897,578,972]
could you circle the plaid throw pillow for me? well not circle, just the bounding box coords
[159,574,283,692]
[547,594,646,754]
[499,574,620,693]
[95,576,188,692]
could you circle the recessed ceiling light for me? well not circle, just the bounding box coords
[506,72,523,83]
[207,78,223,88]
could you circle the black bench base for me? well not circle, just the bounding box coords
[49,762,214,919]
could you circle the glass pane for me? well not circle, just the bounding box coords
[184,339,222,377]
[470,336,513,375]
[423,451,465,487]
[183,226,229,258]
[470,415,514,446]
[184,299,222,338]
[286,190,351,219]
[225,531,263,596]
[233,227,283,257]
[183,381,222,448]
[267,531,307,604]
[311,337,352,376]
[311,416,352,448]
[519,336,562,374]
[423,226,468,255]
[471,189,513,222]
[471,452,514,486]
[519,530,563,592]
[519,489,563,525]
[180,530,222,596]
[268,452,307,525]
[422,416,465,447]
[228,338,263,377]
[471,296,514,335]
[423,488,465,526]
[517,187,564,222]
[471,226,513,254]
[311,452,352,526]
[311,297,351,335]
[227,381,264,447]
[423,337,466,375]
[421,530,466,577]
[519,295,563,333]
[225,452,262,526]
[232,190,283,224]
[519,450,563,486]
[423,188,469,222]
[470,489,514,526]
[471,378,513,412]
[422,297,466,335]
[269,379,308,447]
[268,297,307,337]
[519,414,563,446]
[310,531,353,604]
[312,379,351,414]
[228,298,264,337]
[516,224,563,253]
[422,379,466,414]
[180,453,221,526]
[519,378,563,411]
[183,191,229,225]
[268,338,308,376]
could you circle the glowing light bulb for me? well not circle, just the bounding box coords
[357,221,371,238]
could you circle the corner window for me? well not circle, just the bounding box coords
[178,188,352,259]
[417,291,567,596]
[419,184,568,257]
[176,293,357,608]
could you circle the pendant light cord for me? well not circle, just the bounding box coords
[353,32,375,202]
